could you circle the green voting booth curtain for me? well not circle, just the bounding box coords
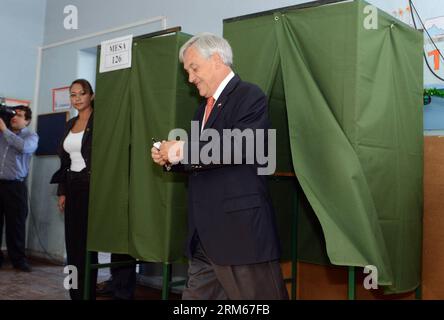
[88,32,198,263]
[224,0,423,293]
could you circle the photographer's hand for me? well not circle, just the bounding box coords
[0,118,7,132]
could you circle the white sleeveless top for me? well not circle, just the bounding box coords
[63,131,86,172]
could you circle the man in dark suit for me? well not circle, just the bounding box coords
[151,33,287,300]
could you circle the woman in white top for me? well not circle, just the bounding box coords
[50,79,97,300]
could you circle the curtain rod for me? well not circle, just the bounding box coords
[224,0,351,23]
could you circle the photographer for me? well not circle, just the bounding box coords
[0,106,38,272]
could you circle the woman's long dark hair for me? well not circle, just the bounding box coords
[70,79,95,108]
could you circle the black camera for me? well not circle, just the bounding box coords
[0,98,17,125]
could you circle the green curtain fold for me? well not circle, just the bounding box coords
[88,32,198,263]
[224,0,423,293]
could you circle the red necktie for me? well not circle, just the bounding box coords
[203,97,215,126]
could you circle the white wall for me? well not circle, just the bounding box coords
[0,0,46,100]
[43,0,303,44]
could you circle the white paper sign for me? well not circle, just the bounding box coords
[99,35,133,73]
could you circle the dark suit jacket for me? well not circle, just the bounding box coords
[50,113,94,196]
[176,75,281,265]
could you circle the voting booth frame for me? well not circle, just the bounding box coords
[83,0,424,299]
[223,0,423,298]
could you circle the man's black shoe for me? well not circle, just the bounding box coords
[96,280,113,297]
[14,262,32,272]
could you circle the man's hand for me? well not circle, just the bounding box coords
[151,146,167,166]
[159,140,184,164]
[0,118,7,132]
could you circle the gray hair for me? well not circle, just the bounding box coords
[179,33,233,66]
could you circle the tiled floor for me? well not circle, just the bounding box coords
[0,259,72,300]
[0,254,180,300]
